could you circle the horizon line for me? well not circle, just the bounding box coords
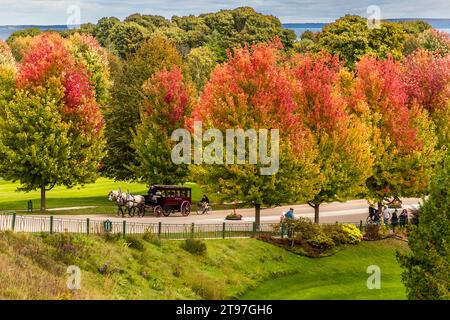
[1,17,450,28]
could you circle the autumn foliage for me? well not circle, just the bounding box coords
[15,33,103,135]
[193,41,309,153]
[403,49,450,112]
[142,65,192,127]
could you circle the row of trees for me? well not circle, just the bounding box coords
[189,43,446,223]
[0,10,449,223]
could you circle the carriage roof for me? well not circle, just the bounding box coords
[150,185,191,191]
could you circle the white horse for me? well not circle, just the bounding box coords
[108,189,145,217]
[108,189,129,217]
[123,190,146,217]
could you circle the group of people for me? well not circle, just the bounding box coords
[368,204,409,228]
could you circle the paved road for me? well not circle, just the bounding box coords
[51,198,422,225]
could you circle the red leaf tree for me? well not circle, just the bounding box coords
[290,52,372,223]
[350,56,437,211]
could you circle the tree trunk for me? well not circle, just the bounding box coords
[255,203,261,230]
[377,201,382,217]
[314,204,320,224]
[40,185,46,212]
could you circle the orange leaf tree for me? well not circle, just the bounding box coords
[191,42,320,226]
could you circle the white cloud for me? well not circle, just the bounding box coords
[0,0,448,25]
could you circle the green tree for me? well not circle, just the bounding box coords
[125,13,170,30]
[103,36,183,180]
[0,89,104,211]
[109,22,150,58]
[93,17,121,48]
[186,46,217,92]
[397,152,450,299]
[316,15,406,67]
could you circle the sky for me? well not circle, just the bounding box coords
[0,0,449,25]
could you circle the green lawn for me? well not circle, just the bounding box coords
[241,239,408,300]
[0,178,205,214]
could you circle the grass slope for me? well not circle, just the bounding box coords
[241,240,409,300]
[0,179,205,214]
[0,231,408,300]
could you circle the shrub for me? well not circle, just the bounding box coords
[306,231,335,250]
[277,217,317,239]
[125,236,145,251]
[190,275,225,299]
[142,230,161,246]
[181,238,207,256]
[364,224,383,240]
[102,232,121,243]
[340,224,363,244]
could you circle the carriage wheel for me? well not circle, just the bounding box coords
[162,206,171,217]
[154,205,163,217]
[180,201,191,216]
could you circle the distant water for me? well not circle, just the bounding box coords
[0,19,449,41]
[284,19,450,38]
[0,25,68,41]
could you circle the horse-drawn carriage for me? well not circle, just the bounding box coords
[144,185,192,217]
[109,185,192,217]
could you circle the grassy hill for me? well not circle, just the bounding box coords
[0,231,408,300]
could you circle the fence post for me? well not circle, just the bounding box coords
[11,212,16,231]
[359,220,363,231]
[191,222,195,238]
[158,222,162,238]
[50,216,54,234]
[252,222,257,237]
[86,218,90,235]
[122,220,126,239]
[222,222,226,239]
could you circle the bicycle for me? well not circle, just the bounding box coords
[196,202,212,215]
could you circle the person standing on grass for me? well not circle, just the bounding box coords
[399,209,408,227]
[382,205,390,225]
[391,209,399,232]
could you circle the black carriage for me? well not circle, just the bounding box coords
[144,185,191,217]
